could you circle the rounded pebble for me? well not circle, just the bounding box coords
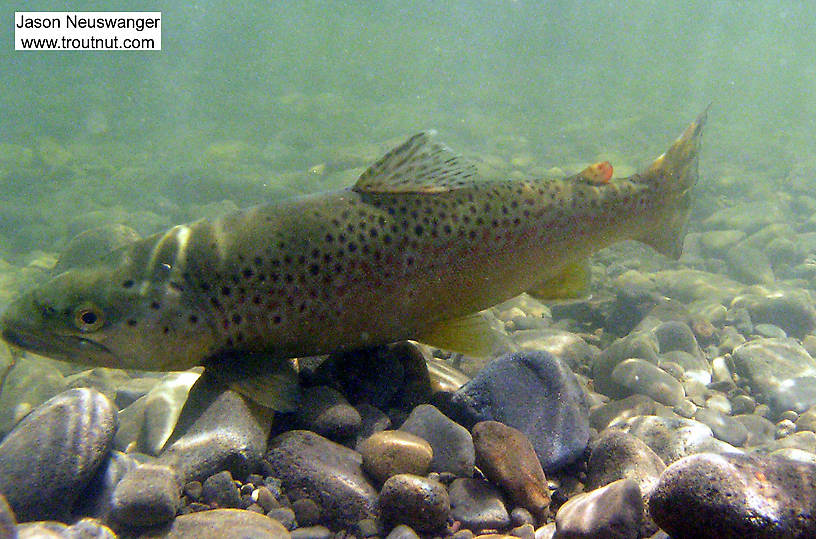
[358,430,433,483]
[379,474,450,532]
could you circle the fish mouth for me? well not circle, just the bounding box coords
[1,324,119,368]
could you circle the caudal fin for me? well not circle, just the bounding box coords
[638,106,709,259]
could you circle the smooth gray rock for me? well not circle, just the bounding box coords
[399,404,475,477]
[291,526,333,539]
[650,453,816,539]
[732,288,816,338]
[265,430,377,529]
[449,478,510,532]
[65,518,116,538]
[589,395,667,432]
[554,479,643,539]
[201,470,241,509]
[0,357,66,437]
[732,338,816,396]
[449,351,589,472]
[385,524,421,539]
[734,414,776,446]
[611,359,685,406]
[156,370,274,483]
[660,350,711,384]
[768,375,816,416]
[694,408,748,447]
[379,474,450,532]
[0,388,117,522]
[616,415,741,465]
[109,464,180,527]
[653,321,700,356]
[593,332,660,397]
[586,430,665,497]
[297,386,361,440]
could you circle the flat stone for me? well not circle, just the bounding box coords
[554,479,643,539]
[297,386,361,440]
[399,404,475,477]
[379,474,450,532]
[650,453,816,539]
[611,359,685,406]
[291,526,333,539]
[358,430,433,483]
[109,464,180,527]
[734,414,776,446]
[449,478,510,533]
[136,508,289,538]
[64,517,116,538]
[449,351,589,472]
[0,388,117,522]
[265,430,377,529]
[472,421,549,520]
[615,415,736,465]
[384,524,421,539]
[694,408,748,446]
[592,331,660,398]
[732,338,816,396]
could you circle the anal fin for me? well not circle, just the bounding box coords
[527,260,591,301]
[205,354,300,412]
[417,312,516,358]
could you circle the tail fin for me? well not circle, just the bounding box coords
[638,106,709,259]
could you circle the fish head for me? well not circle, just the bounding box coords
[1,263,216,371]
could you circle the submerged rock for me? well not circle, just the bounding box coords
[0,388,117,522]
[265,430,377,529]
[449,351,589,472]
[554,479,643,539]
[732,338,816,397]
[379,474,450,532]
[140,508,290,538]
[472,421,550,520]
[399,404,475,477]
[448,478,510,532]
[650,453,816,539]
[357,430,433,484]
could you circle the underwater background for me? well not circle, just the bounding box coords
[3,1,816,538]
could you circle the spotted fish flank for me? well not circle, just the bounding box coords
[1,110,707,410]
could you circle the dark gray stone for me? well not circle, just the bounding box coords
[449,478,510,532]
[554,479,643,539]
[202,470,241,509]
[449,351,589,472]
[109,463,180,527]
[0,388,117,522]
[385,524,421,539]
[297,386,361,440]
[156,370,273,484]
[653,321,700,356]
[268,507,296,530]
[732,288,816,338]
[399,404,475,477]
[379,474,450,532]
[589,395,666,432]
[290,498,320,527]
[592,331,660,397]
[265,430,377,529]
[650,453,816,539]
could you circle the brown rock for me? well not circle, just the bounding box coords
[358,430,433,483]
[471,421,550,519]
[379,474,450,532]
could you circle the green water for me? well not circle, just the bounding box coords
[0,1,814,255]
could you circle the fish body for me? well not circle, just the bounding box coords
[1,111,706,406]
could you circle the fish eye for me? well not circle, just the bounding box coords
[73,304,104,332]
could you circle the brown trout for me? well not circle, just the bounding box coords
[1,110,706,409]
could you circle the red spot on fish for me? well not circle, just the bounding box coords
[579,161,613,184]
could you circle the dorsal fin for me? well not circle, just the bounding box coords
[353,131,478,194]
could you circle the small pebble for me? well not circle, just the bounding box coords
[776,419,797,438]
[268,506,297,530]
[354,518,381,537]
[252,486,281,512]
[183,481,203,501]
[202,470,242,508]
[291,497,321,527]
[379,474,451,532]
[292,525,334,539]
[385,523,421,539]
[510,507,536,527]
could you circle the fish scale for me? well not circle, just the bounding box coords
[1,109,707,409]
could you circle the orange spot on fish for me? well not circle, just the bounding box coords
[579,161,613,185]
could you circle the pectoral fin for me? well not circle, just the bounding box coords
[205,354,300,412]
[527,261,591,301]
[417,312,516,358]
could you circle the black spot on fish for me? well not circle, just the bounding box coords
[127,319,138,327]
[122,280,134,288]
[189,315,198,323]
[221,286,231,296]
[309,264,319,276]
[242,268,253,278]
[232,314,242,324]
[150,301,160,310]
[414,225,423,236]
[348,243,357,252]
